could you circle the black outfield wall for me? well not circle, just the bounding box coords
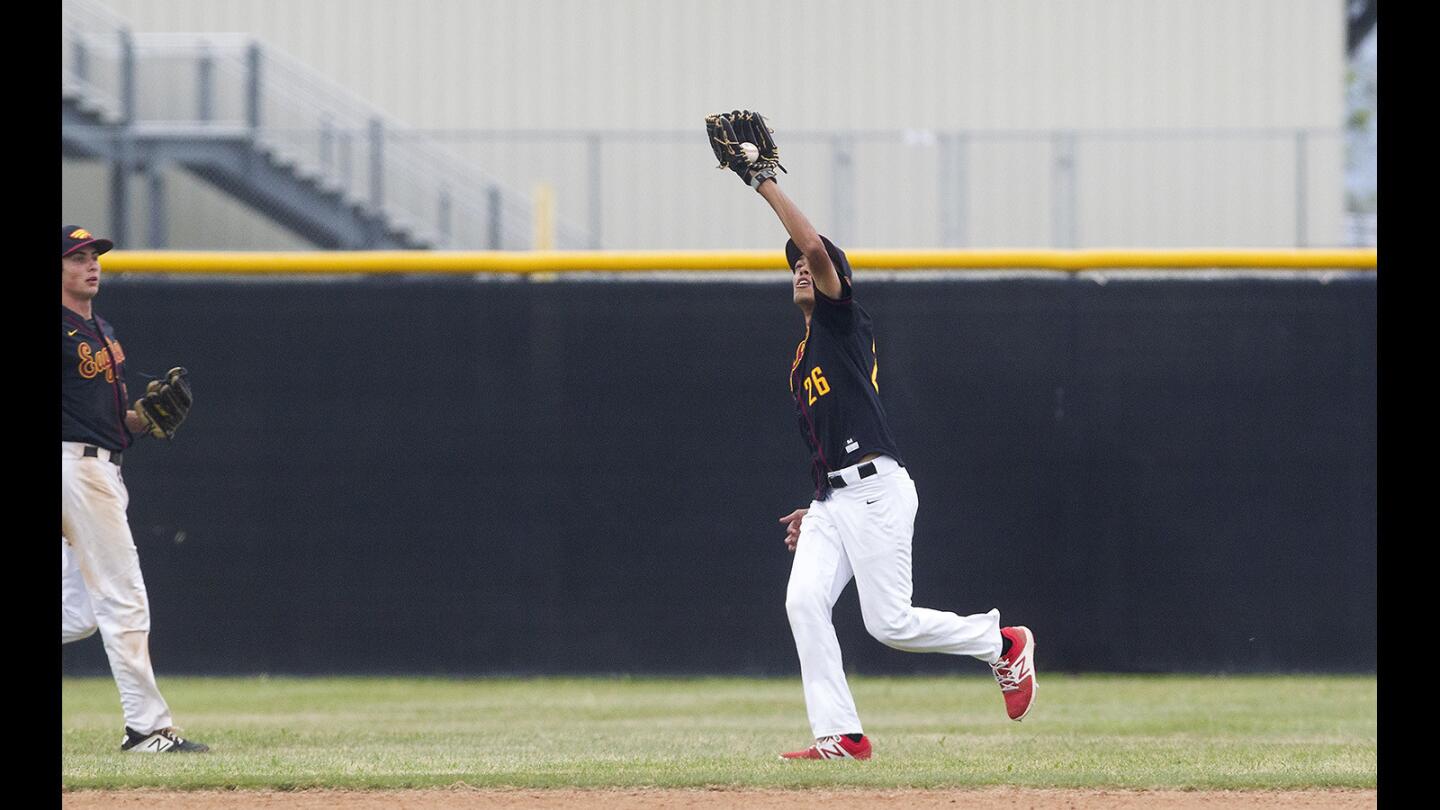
[61,272,1376,675]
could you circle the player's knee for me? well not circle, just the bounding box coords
[862,610,917,648]
[784,586,828,625]
[62,618,98,643]
[96,598,151,633]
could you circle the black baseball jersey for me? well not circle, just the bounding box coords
[789,275,903,499]
[62,305,134,452]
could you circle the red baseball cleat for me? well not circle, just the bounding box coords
[991,625,1037,721]
[779,734,872,760]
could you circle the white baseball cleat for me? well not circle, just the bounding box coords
[779,734,872,760]
[121,726,210,753]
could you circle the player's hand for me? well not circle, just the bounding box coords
[778,508,808,553]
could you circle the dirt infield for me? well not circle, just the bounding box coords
[62,787,1379,808]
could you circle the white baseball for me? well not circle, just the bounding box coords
[740,142,760,163]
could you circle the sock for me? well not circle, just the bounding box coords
[845,733,864,743]
[1001,634,1013,658]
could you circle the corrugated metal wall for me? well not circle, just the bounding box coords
[71,0,1347,249]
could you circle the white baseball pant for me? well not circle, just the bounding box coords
[61,441,173,734]
[785,454,1003,738]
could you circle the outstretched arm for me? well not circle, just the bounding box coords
[754,180,842,300]
[706,111,841,300]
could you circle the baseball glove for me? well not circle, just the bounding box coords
[705,109,787,188]
[135,367,193,440]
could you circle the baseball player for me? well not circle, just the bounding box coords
[61,225,208,753]
[704,112,1037,761]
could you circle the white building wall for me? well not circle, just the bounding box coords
[73,0,1348,249]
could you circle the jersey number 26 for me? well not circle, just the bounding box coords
[803,367,831,405]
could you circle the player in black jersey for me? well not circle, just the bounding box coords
[61,225,209,753]
[740,161,1038,761]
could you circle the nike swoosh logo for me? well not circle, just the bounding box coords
[866,499,879,505]
[67,329,78,336]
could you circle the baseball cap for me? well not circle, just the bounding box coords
[785,235,852,281]
[62,225,114,258]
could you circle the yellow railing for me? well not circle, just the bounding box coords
[101,248,1378,275]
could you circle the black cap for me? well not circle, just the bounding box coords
[785,235,852,281]
[62,225,114,258]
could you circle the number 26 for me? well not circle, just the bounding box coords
[803,366,831,405]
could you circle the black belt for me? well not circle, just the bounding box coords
[82,445,123,466]
[827,461,877,489]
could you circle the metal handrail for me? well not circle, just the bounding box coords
[61,0,591,249]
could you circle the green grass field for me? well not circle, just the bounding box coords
[61,674,1376,791]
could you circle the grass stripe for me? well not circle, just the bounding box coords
[62,674,1376,790]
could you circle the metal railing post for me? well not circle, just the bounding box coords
[1052,130,1078,248]
[118,30,134,125]
[319,114,334,176]
[109,28,135,247]
[147,161,167,248]
[588,133,603,248]
[338,130,353,195]
[197,44,214,122]
[488,185,503,248]
[246,41,262,132]
[940,132,969,247]
[831,137,855,244]
[73,36,89,85]
[368,117,384,211]
[1295,129,1309,247]
[438,186,452,248]
[109,157,130,250]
